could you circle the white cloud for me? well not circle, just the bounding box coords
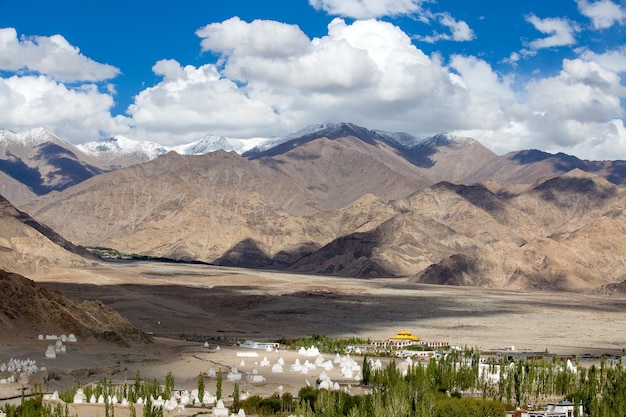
[2,17,625,161]
[122,16,626,160]
[525,15,579,49]
[452,57,626,160]
[0,27,120,82]
[416,12,475,43]
[309,0,424,19]
[196,17,310,58]
[125,59,282,145]
[576,0,626,29]
[126,17,468,140]
[0,74,127,141]
[579,45,626,73]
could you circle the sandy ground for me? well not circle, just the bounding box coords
[2,260,626,408]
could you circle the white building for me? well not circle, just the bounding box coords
[239,341,280,351]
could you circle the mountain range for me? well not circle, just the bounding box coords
[2,122,626,292]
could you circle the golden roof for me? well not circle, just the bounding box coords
[389,330,420,341]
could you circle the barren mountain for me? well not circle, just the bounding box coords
[0,171,36,206]
[77,135,170,169]
[11,123,626,292]
[0,193,94,277]
[0,128,103,198]
[0,269,151,345]
[407,170,626,290]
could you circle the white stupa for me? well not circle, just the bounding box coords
[73,389,87,404]
[212,399,229,416]
[45,345,56,359]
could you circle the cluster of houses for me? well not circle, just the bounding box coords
[344,330,451,359]
[508,401,583,417]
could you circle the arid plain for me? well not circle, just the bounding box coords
[3,259,626,407]
[35,260,626,353]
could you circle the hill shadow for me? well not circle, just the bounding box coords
[38,276,626,342]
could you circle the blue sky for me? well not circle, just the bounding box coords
[0,0,625,159]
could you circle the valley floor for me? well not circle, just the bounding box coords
[2,260,625,405]
[32,261,626,354]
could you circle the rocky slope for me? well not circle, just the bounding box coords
[0,193,95,277]
[0,269,151,345]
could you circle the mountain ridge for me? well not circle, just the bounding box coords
[5,122,626,292]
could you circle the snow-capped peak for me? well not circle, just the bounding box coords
[172,133,271,155]
[78,135,169,160]
[374,130,421,148]
[0,127,65,146]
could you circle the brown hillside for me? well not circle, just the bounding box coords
[0,269,151,345]
[0,194,93,277]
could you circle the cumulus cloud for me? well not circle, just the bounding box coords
[525,15,579,50]
[452,57,626,160]
[0,74,127,141]
[125,59,282,145]
[579,45,626,73]
[576,0,626,29]
[120,16,626,160]
[0,27,120,82]
[309,0,424,19]
[127,17,469,140]
[415,12,475,43]
[196,17,310,58]
[2,17,625,160]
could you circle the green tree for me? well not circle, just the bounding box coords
[231,383,240,412]
[362,356,372,386]
[197,373,205,405]
[216,369,223,401]
[165,372,175,399]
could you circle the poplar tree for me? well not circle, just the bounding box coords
[197,373,205,405]
[216,369,223,401]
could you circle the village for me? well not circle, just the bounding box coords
[0,330,608,417]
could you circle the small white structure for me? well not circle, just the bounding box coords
[227,367,242,381]
[202,392,216,405]
[45,345,56,359]
[213,399,229,416]
[240,341,279,351]
[236,351,258,357]
[271,363,284,373]
[207,368,217,377]
[163,397,178,411]
[73,389,87,404]
[247,368,266,383]
[290,358,302,372]
[528,400,583,417]
[298,346,320,357]
[260,356,271,367]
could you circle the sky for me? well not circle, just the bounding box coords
[0,0,625,160]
